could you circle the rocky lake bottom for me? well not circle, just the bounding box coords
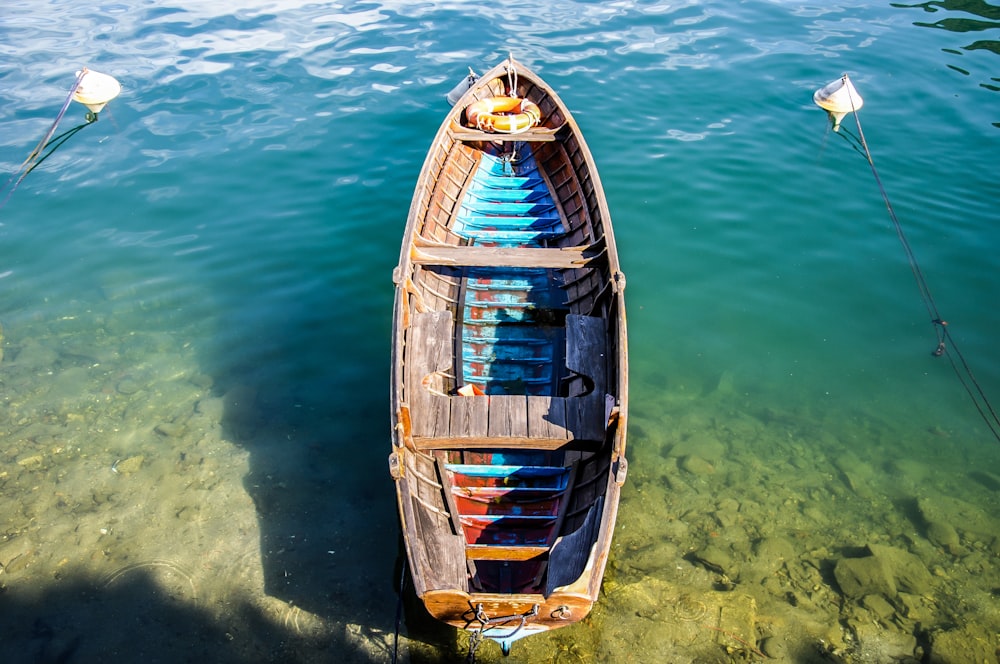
[1,304,999,663]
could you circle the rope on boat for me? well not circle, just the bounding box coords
[391,561,406,664]
[465,603,539,662]
[834,86,1000,444]
[505,53,519,97]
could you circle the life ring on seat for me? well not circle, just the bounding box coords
[465,96,542,134]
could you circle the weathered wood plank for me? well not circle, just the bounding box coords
[434,452,469,540]
[411,243,602,269]
[565,392,607,443]
[412,435,586,451]
[407,311,454,437]
[421,589,596,631]
[565,314,606,393]
[412,392,606,448]
[527,395,569,440]
[487,395,528,438]
[546,497,602,594]
[449,124,564,143]
[449,395,489,437]
[412,498,469,591]
[466,545,549,561]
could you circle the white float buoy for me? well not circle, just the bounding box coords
[72,69,121,115]
[814,74,863,131]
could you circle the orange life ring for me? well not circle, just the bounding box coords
[465,96,542,134]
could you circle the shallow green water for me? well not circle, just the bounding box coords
[1,2,998,662]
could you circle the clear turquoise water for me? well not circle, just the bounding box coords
[1,2,998,663]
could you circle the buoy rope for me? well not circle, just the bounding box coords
[837,89,1000,444]
[0,70,91,210]
[24,118,97,175]
[391,563,405,664]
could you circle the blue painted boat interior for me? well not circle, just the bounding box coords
[445,144,577,594]
[451,146,569,397]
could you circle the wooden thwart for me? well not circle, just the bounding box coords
[411,243,603,269]
[412,392,607,449]
[466,545,549,561]
[407,311,609,446]
[449,123,566,143]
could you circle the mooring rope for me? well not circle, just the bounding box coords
[391,563,406,664]
[0,70,94,211]
[836,87,1000,444]
[506,53,519,98]
[464,603,538,662]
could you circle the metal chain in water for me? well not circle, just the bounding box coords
[464,602,539,660]
[466,629,483,664]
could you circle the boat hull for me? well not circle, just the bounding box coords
[390,56,628,650]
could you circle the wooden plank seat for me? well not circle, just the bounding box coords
[448,122,567,143]
[465,545,549,561]
[413,392,607,449]
[407,311,609,448]
[410,242,605,269]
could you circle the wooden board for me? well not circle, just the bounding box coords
[487,395,529,438]
[407,311,454,437]
[411,243,601,268]
[412,393,605,449]
[565,314,606,393]
[527,395,569,440]
[546,497,602,593]
[449,395,488,437]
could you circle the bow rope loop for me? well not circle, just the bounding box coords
[506,55,518,98]
[834,84,1000,444]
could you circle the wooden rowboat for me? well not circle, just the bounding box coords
[389,55,628,656]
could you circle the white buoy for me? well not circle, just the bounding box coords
[814,74,863,131]
[72,69,121,115]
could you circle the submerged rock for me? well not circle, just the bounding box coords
[155,421,187,438]
[927,625,999,664]
[925,520,961,555]
[868,544,933,595]
[834,556,895,600]
[861,593,895,620]
[759,635,788,660]
[745,536,796,585]
[833,544,932,600]
[679,454,715,476]
[672,432,726,463]
[690,542,733,576]
[916,494,1000,547]
[852,621,919,662]
[114,455,144,475]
